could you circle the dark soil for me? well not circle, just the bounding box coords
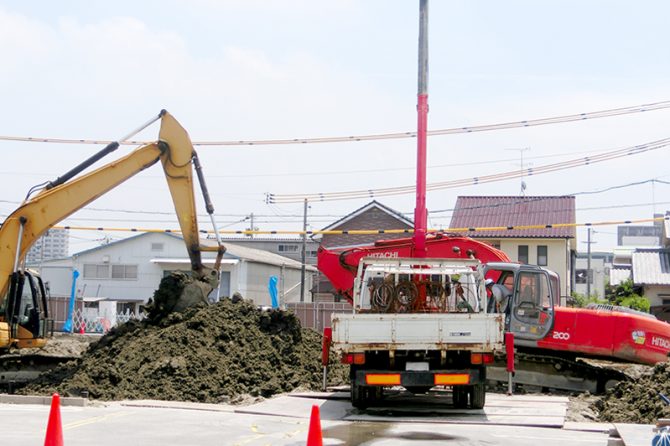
[592,362,670,423]
[21,289,346,403]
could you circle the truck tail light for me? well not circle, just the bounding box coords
[366,373,401,386]
[341,353,366,365]
[434,373,470,385]
[471,352,495,365]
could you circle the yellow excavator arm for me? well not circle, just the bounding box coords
[0,111,224,347]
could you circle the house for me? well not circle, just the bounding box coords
[573,251,614,298]
[37,232,316,314]
[605,214,670,320]
[449,196,576,298]
[312,200,414,301]
[631,248,670,320]
[218,236,319,265]
[315,200,414,249]
[618,224,663,246]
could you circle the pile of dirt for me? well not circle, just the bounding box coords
[21,277,345,403]
[592,362,670,423]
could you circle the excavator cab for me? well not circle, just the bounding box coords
[3,270,49,349]
[484,262,556,342]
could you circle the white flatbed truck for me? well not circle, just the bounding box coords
[331,257,505,409]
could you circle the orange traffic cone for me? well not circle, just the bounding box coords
[44,393,63,446]
[79,322,85,335]
[306,404,323,446]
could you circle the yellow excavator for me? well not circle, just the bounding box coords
[0,110,225,354]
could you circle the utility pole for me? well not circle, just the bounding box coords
[300,199,308,302]
[583,228,596,297]
[249,213,254,238]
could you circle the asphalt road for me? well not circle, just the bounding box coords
[1,400,611,446]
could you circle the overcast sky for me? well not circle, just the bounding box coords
[1,0,670,254]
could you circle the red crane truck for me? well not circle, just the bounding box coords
[318,234,670,392]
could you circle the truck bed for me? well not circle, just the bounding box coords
[332,312,504,352]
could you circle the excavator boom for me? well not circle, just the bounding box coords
[0,111,224,350]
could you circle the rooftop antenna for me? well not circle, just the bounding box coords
[506,147,531,196]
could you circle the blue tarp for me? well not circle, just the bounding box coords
[268,275,279,309]
[62,269,79,333]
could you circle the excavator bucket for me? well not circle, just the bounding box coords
[146,267,220,321]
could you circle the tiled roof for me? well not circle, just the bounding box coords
[632,249,670,285]
[319,200,413,232]
[448,196,576,238]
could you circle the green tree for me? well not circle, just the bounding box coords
[604,278,650,312]
[569,292,607,308]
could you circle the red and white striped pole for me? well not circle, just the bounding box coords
[413,0,429,258]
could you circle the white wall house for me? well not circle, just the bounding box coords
[449,196,577,297]
[38,232,316,309]
[573,256,607,298]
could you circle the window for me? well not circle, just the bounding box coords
[111,265,138,280]
[537,245,548,266]
[151,243,164,252]
[307,249,318,258]
[83,264,109,279]
[117,302,136,313]
[515,271,551,309]
[83,264,137,279]
[575,269,592,284]
[518,245,529,264]
[278,244,299,253]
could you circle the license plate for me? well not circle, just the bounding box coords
[406,362,429,371]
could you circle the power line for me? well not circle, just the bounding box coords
[2,178,667,225]
[430,178,670,214]
[0,144,622,180]
[267,137,670,203]
[1,100,669,147]
[53,215,670,236]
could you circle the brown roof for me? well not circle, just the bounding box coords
[448,196,576,239]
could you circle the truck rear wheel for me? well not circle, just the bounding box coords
[351,379,369,409]
[452,386,468,408]
[470,383,486,409]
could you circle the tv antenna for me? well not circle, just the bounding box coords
[506,147,531,196]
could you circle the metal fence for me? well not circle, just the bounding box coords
[286,302,352,332]
[48,296,146,333]
[64,308,146,334]
[51,297,351,334]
